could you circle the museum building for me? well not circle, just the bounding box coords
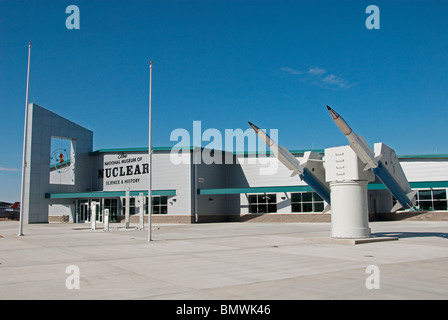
[21,103,448,224]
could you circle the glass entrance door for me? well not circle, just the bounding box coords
[76,199,102,223]
[77,201,89,222]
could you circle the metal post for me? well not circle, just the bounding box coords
[75,199,78,224]
[19,42,31,236]
[138,192,144,230]
[125,188,130,229]
[194,146,199,223]
[104,208,109,232]
[91,201,97,231]
[148,61,153,242]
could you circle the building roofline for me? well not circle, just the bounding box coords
[395,154,448,160]
[89,146,448,159]
[89,146,194,156]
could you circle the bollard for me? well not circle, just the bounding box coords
[104,208,109,232]
[90,201,97,231]
[125,188,130,229]
[138,192,144,230]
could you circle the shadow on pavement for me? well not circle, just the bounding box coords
[373,231,448,239]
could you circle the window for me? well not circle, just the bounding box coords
[145,196,168,214]
[415,189,447,211]
[104,198,119,222]
[122,197,136,215]
[248,194,277,213]
[433,190,448,210]
[291,192,324,213]
[152,196,168,214]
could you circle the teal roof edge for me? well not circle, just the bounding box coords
[89,146,448,159]
[45,189,176,199]
[198,181,448,195]
[89,146,193,156]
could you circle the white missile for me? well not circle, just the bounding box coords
[248,121,331,204]
[327,106,415,211]
[248,121,302,176]
[327,106,379,171]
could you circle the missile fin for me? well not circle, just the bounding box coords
[362,154,383,171]
[290,170,300,178]
[407,190,417,206]
[391,201,403,213]
[391,190,416,212]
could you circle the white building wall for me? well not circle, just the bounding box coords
[232,155,308,187]
[48,203,74,221]
[155,152,191,215]
[23,103,93,223]
[400,160,448,182]
[92,151,192,215]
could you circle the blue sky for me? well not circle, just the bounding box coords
[1,0,448,201]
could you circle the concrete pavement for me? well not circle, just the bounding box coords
[0,220,447,300]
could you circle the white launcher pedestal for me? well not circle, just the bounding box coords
[329,180,370,238]
[325,146,375,239]
[304,145,399,244]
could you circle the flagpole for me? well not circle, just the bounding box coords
[148,61,153,242]
[19,42,31,236]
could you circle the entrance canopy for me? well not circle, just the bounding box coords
[45,189,176,199]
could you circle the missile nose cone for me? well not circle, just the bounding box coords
[326,106,352,135]
[248,121,259,133]
[248,121,275,147]
[326,105,339,120]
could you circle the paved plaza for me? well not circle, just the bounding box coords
[0,220,447,300]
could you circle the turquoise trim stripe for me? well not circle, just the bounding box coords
[89,146,193,155]
[45,189,176,199]
[89,146,448,159]
[367,184,387,190]
[198,185,314,195]
[368,181,448,190]
[397,154,448,159]
[198,181,448,195]
[409,181,448,188]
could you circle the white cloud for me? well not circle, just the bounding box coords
[321,74,355,89]
[308,66,326,76]
[280,67,303,75]
[281,65,355,90]
[0,167,20,172]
